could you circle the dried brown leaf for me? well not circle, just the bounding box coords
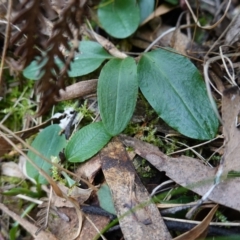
[173,205,218,240]
[77,214,110,240]
[100,137,172,240]
[75,155,101,183]
[120,135,240,212]
[1,162,25,179]
[140,4,176,26]
[222,86,240,172]
[51,184,92,208]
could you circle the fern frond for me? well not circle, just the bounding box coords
[10,0,51,68]
[11,0,88,116]
[37,0,88,116]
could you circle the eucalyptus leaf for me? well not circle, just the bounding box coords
[23,41,113,80]
[137,48,219,140]
[97,184,116,215]
[138,0,155,23]
[98,0,140,38]
[98,57,138,136]
[65,122,111,162]
[26,125,67,184]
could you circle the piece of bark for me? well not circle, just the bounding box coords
[56,79,97,102]
[75,155,101,183]
[222,86,240,172]
[78,214,110,240]
[100,137,172,240]
[225,14,240,45]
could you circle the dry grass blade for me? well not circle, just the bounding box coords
[0,125,84,239]
[84,24,128,59]
[0,123,96,190]
[140,4,176,26]
[185,0,231,29]
[35,187,53,235]
[0,0,12,87]
[0,202,58,240]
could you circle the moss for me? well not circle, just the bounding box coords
[0,78,35,131]
[215,210,228,223]
[133,157,157,182]
[51,156,66,185]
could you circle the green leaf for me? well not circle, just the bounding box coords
[23,41,113,80]
[137,48,219,140]
[98,0,140,38]
[138,0,155,23]
[23,57,46,80]
[65,122,111,162]
[98,57,138,136]
[61,171,76,187]
[97,184,116,215]
[26,125,67,184]
[62,41,113,77]
[3,188,40,197]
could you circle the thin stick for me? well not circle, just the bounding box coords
[144,24,194,52]
[168,135,223,156]
[204,53,240,124]
[0,0,12,86]
[185,0,230,29]
[205,13,239,58]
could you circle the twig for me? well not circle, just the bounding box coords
[185,0,230,29]
[0,0,12,86]
[168,135,223,156]
[144,24,194,52]
[150,180,174,196]
[204,52,240,124]
[205,13,239,58]
[35,187,53,235]
[219,46,236,85]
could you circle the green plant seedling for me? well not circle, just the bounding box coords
[97,183,116,215]
[23,41,113,80]
[137,48,219,140]
[98,57,138,136]
[25,124,67,184]
[65,122,111,162]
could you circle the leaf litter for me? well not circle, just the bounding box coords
[1,0,240,239]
